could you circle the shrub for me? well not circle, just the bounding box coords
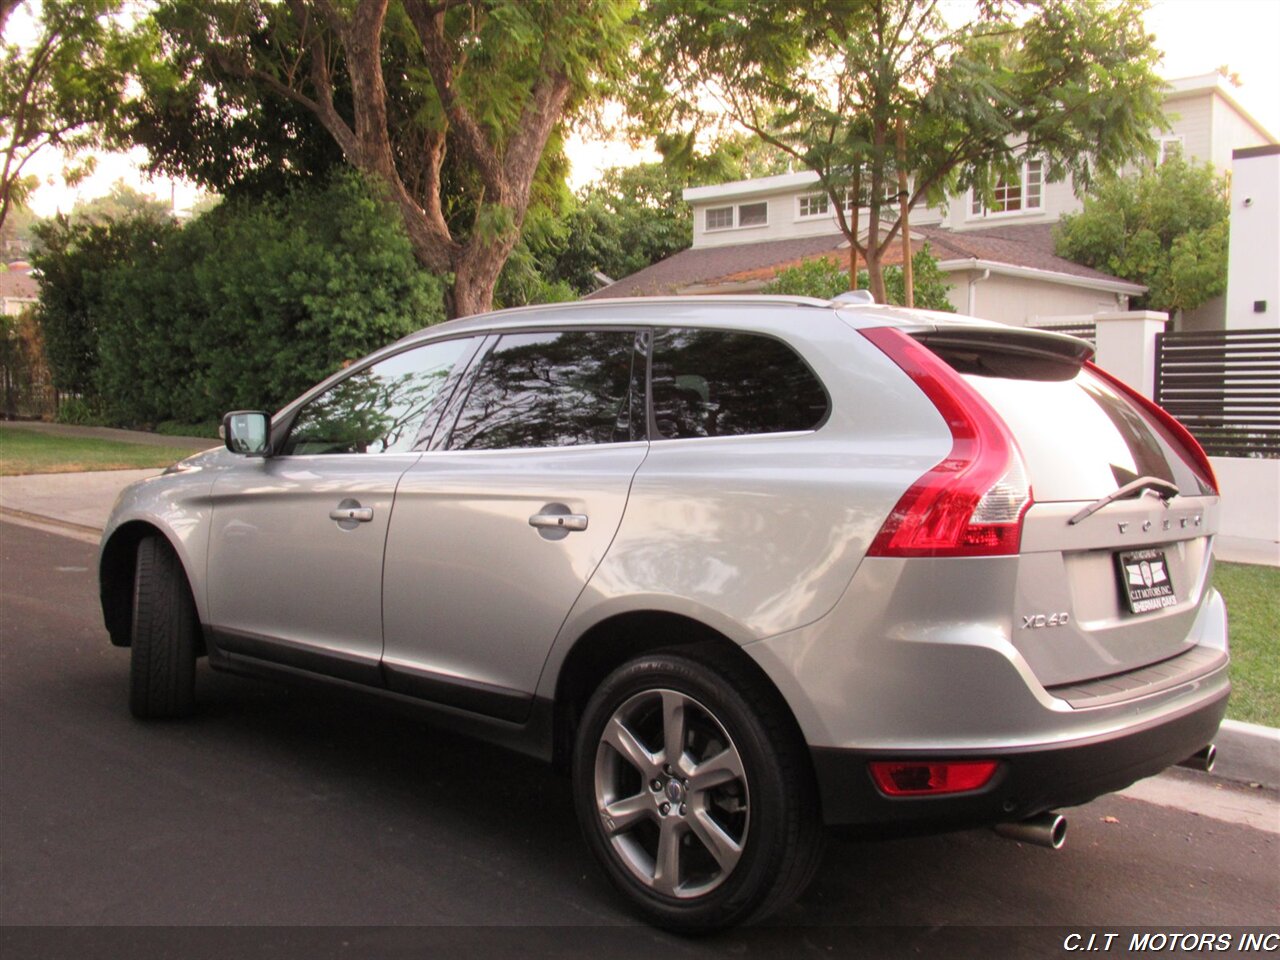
[55,396,106,425]
[763,243,955,311]
[34,172,445,427]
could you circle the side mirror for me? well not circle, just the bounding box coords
[222,410,271,457]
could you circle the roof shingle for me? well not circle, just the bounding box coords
[588,220,1130,298]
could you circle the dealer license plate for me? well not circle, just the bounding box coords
[1116,548,1177,614]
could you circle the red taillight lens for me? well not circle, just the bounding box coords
[860,327,1032,557]
[869,760,1000,797]
[1084,361,1218,494]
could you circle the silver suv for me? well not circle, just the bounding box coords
[99,296,1229,930]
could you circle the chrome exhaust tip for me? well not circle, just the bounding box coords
[1177,744,1217,773]
[994,811,1067,850]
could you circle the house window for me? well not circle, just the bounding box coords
[706,206,734,230]
[798,193,830,218]
[738,202,768,227]
[970,159,1043,217]
[705,201,769,231]
[1158,137,1184,164]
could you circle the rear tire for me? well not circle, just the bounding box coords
[572,647,824,932]
[129,535,197,719]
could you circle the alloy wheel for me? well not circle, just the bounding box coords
[593,688,750,899]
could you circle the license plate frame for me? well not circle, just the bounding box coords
[1115,547,1177,615]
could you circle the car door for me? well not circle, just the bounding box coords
[205,335,480,684]
[380,328,648,721]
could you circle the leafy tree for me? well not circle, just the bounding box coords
[0,195,34,257]
[762,244,955,311]
[0,0,148,230]
[31,212,176,399]
[131,0,635,317]
[636,0,1165,304]
[552,135,791,294]
[552,163,693,294]
[1055,157,1229,315]
[69,179,172,224]
[33,171,444,425]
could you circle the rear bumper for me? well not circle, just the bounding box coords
[811,686,1228,831]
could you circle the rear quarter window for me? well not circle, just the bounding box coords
[650,328,829,440]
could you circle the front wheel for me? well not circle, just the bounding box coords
[572,649,823,932]
[129,535,198,719]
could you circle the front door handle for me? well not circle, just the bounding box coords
[529,512,588,532]
[330,505,374,523]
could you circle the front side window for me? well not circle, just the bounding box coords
[447,329,639,450]
[650,329,829,440]
[283,338,474,456]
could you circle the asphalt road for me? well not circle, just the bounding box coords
[1,520,1276,958]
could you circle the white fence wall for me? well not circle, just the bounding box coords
[1209,457,1280,551]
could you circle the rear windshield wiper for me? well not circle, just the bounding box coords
[1068,476,1181,526]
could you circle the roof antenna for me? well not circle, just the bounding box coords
[832,290,877,305]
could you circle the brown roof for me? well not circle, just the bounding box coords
[589,220,1131,298]
[0,269,38,301]
[914,222,1119,282]
[587,234,849,299]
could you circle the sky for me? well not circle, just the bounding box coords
[13,0,1280,217]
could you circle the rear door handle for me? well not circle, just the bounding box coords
[529,512,588,532]
[330,506,374,523]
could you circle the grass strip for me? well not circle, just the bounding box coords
[0,426,200,476]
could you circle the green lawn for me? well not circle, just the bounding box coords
[0,426,201,476]
[1215,561,1280,727]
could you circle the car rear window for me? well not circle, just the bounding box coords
[650,328,829,439]
[936,350,1213,502]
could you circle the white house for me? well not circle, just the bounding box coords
[592,75,1277,333]
[0,263,37,317]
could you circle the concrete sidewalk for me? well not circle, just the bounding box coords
[0,468,163,534]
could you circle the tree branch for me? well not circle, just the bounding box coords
[403,0,503,193]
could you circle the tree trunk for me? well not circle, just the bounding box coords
[867,120,886,303]
[864,255,887,304]
[448,235,519,319]
[896,119,913,308]
[848,169,861,289]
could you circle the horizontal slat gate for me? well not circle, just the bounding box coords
[1030,321,1096,345]
[1154,328,1280,458]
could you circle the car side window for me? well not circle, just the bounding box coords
[282,338,474,456]
[650,328,829,439]
[446,329,639,450]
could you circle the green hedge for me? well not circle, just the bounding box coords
[33,172,445,427]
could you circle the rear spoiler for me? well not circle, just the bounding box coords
[913,327,1094,365]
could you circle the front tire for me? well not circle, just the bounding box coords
[572,648,823,932]
[129,535,198,719]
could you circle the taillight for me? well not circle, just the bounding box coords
[1084,361,1218,494]
[860,327,1032,557]
[868,760,1000,797]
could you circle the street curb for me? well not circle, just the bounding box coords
[1213,718,1280,790]
[0,506,103,545]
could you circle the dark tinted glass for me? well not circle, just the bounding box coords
[447,330,638,450]
[962,366,1214,501]
[283,338,471,455]
[650,328,828,439]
